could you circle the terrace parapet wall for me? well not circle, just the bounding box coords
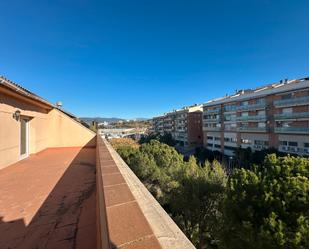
[96,135,195,249]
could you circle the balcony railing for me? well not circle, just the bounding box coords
[175,116,186,120]
[224,127,238,132]
[175,135,188,140]
[204,108,220,114]
[274,111,309,120]
[274,96,309,107]
[224,116,236,122]
[237,127,267,132]
[203,117,221,122]
[236,102,266,111]
[203,126,221,131]
[275,127,309,133]
[236,115,267,121]
[224,106,237,112]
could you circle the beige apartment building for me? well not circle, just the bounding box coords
[203,77,309,156]
[152,105,203,147]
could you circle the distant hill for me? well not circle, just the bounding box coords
[80,117,125,124]
[80,117,148,124]
[133,118,149,121]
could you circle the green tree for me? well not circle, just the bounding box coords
[139,132,176,146]
[139,133,160,144]
[170,157,227,248]
[234,146,253,169]
[222,154,309,249]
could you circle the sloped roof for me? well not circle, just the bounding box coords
[0,76,55,108]
[0,76,89,127]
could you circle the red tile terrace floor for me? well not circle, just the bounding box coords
[0,147,97,249]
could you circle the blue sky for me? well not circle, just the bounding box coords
[0,0,308,119]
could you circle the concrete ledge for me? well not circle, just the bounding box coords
[96,136,111,249]
[96,136,162,249]
[103,138,195,249]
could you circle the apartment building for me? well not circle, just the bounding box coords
[152,105,203,147]
[203,77,309,156]
[151,115,165,135]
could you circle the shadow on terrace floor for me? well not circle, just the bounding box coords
[0,140,97,249]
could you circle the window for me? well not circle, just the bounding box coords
[288,141,298,147]
[254,140,268,146]
[241,101,248,106]
[225,114,231,121]
[282,108,292,114]
[240,122,249,128]
[304,143,309,148]
[224,146,236,151]
[241,139,251,144]
[241,112,249,117]
[258,122,266,128]
[256,98,266,104]
[258,110,265,116]
[225,137,237,143]
[281,93,292,100]
[207,136,213,140]
[282,122,292,128]
[280,141,288,146]
[224,104,236,112]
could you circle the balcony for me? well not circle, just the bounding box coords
[224,106,237,112]
[224,127,238,132]
[279,146,309,155]
[273,96,309,107]
[224,117,236,122]
[274,111,309,120]
[204,108,220,114]
[224,141,237,147]
[237,127,267,132]
[236,102,266,111]
[203,126,221,131]
[275,127,309,134]
[175,116,186,120]
[203,117,221,122]
[236,115,267,122]
[176,128,186,132]
[175,135,188,141]
[0,136,194,249]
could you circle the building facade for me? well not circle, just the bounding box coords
[152,105,203,147]
[0,76,96,169]
[203,77,309,156]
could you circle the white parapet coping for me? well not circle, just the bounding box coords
[104,139,196,249]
